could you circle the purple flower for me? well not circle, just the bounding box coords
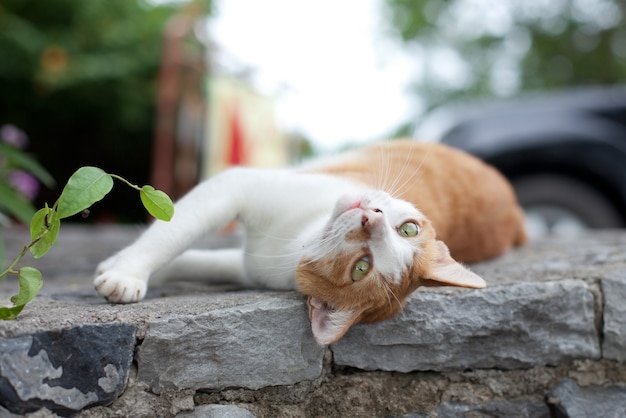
[0,124,29,149]
[8,170,40,200]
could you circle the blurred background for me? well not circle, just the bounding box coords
[1,0,625,235]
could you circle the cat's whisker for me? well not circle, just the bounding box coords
[387,143,433,199]
[387,142,420,197]
[253,262,296,275]
[311,233,346,255]
[377,141,394,192]
[380,277,403,310]
[385,142,416,197]
[374,143,386,191]
[378,276,392,306]
[301,237,348,265]
[244,251,301,259]
[245,226,297,242]
[243,252,298,270]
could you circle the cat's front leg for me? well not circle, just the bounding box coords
[94,168,253,303]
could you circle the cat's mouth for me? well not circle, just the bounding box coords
[307,296,335,322]
[307,296,362,345]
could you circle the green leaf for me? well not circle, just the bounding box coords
[0,182,36,224]
[29,206,61,258]
[0,267,42,320]
[11,267,42,305]
[56,167,113,219]
[0,142,55,188]
[0,304,25,320]
[140,185,174,221]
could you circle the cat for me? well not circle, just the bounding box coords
[95,140,527,345]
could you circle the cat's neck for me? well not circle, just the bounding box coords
[238,170,364,288]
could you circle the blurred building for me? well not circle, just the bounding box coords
[204,73,289,177]
[151,14,290,200]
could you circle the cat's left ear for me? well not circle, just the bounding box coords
[423,241,486,288]
[307,297,363,345]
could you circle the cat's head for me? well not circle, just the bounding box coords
[296,190,485,345]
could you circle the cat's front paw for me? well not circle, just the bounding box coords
[94,270,147,303]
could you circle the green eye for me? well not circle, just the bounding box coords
[352,256,370,281]
[398,221,420,237]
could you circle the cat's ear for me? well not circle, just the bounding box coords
[423,241,486,288]
[307,297,362,345]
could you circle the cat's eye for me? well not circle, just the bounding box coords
[398,221,420,237]
[352,256,370,281]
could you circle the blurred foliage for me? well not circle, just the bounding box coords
[384,0,626,111]
[0,0,211,222]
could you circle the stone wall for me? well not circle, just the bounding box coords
[0,226,625,417]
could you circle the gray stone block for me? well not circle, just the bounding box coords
[547,378,626,418]
[437,400,550,418]
[394,413,429,418]
[0,404,21,418]
[137,295,324,392]
[332,280,600,372]
[176,404,257,418]
[0,324,135,416]
[602,274,626,362]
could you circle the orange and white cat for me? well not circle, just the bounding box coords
[95,140,526,345]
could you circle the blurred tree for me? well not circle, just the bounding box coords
[384,0,626,111]
[0,0,211,222]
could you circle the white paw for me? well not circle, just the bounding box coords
[95,257,148,303]
[94,271,147,303]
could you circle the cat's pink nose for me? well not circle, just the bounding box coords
[361,209,383,228]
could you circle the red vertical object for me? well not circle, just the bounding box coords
[228,107,246,166]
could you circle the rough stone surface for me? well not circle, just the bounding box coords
[547,378,626,418]
[0,404,21,417]
[1,226,626,417]
[332,279,599,372]
[188,360,626,418]
[77,366,196,418]
[602,273,626,362]
[0,324,135,416]
[176,404,257,418]
[436,400,550,417]
[137,296,325,392]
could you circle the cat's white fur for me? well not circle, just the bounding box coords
[95,167,386,301]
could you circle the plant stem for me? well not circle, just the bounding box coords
[108,173,141,191]
[1,245,28,278]
[0,228,46,279]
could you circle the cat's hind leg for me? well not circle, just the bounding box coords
[150,248,247,285]
[95,248,246,302]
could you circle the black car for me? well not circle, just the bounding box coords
[414,87,626,237]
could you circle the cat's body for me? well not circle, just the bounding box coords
[96,140,526,344]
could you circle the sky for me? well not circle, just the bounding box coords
[207,0,421,151]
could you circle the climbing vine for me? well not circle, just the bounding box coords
[0,166,174,319]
